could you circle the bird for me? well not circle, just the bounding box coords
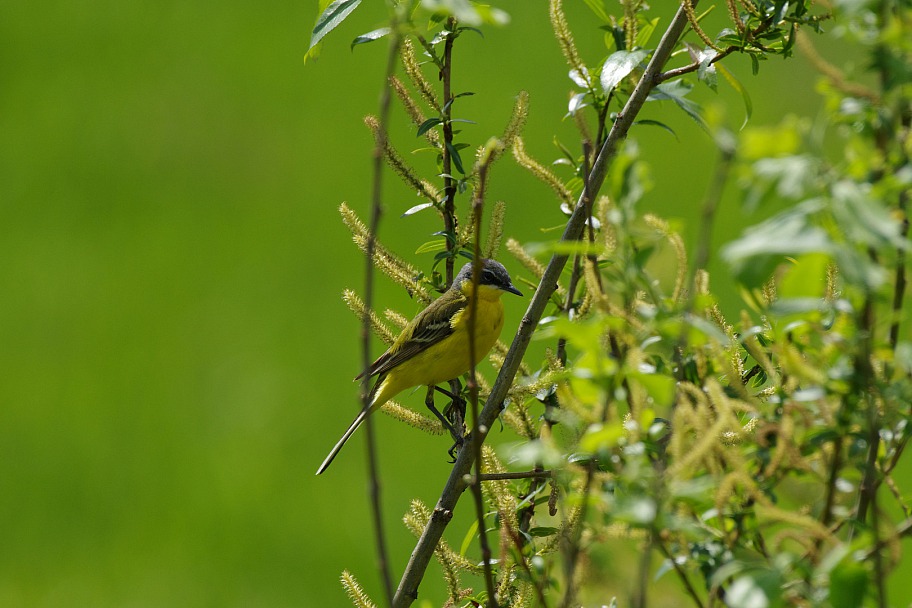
[316,258,522,475]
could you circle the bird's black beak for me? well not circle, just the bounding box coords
[503,284,523,296]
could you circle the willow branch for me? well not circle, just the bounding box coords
[391,4,694,606]
[467,147,499,607]
[363,11,404,607]
[442,17,458,286]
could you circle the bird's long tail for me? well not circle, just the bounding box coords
[315,407,370,475]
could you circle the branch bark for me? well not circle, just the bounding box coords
[391,4,695,606]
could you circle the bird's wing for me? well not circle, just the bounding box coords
[355,292,467,380]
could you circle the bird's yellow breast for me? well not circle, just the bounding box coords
[375,285,506,401]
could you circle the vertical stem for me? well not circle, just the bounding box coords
[467,157,499,607]
[441,17,458,286]
[363,12,404,606]
[632,529,654,608]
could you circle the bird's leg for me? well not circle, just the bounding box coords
[437,379,467,460]
[425,385,463,451]
[437,379,466,429]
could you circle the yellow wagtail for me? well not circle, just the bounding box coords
[316,258,522,474]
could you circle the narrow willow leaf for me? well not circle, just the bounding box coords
[569,67,591,88]
[415,239,448,254]
[351,27,390,50]
[568,92,587,116]
[634,119,678,140]
[648,79,709,132]
[446,142,465,175]
[402,202,436,217]
[309,0,363,51]
[422,0,508,26]
[600,49,650,94]
[717,63,753,129]
[416,117,443,137]
[583,0,611,22]
[635,17,660,48]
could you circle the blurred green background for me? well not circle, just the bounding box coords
[2,1,908,606]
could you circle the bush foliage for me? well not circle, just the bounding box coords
[312,1,912,606]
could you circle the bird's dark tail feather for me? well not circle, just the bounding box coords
[315,408,369,475]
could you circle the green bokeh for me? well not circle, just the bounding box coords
[2,2,908,606]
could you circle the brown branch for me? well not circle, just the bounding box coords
[478,470,554,481]
[362,12,405,607]
[467,143,499,607]
[391,4,695,605]
[442,18,458,286]
[657,539,706,608]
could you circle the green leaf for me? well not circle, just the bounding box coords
[628,371,675,406]
[527,526,559,537]
[634,119,678,140]
[830,560,867,608]
[777,253,830,299]
[582,0,611,22]
[446,142,466,175]
[831,180,907,249]
[685,43,718,91]
[309,0,363,52]
[421,0,509,26]
[600,49,650,94]
[635,17,660,48]
[726,575,772,608]
[351,27,390,50]
[722,200,833,288]
[460,519,479,556]
[415,239,448,254]
[580,422,625,453]
[648,79,709,132]
[717,62,752,129]
[416,117,443,137]
[402,202,437,217]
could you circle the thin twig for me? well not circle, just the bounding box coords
[478,470,553,481]
[363,10,405,607]
[467,146,499,607]
[558,464,596,608]
[633,528,655,608]
[657,540,705,608]
[391,5,695,605]
[504,519,551,607]
[693,145,734,275]
[442,17,458,286]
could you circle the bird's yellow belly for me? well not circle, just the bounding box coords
[388,298,504,390]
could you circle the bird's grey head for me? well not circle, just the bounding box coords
[454,259,523,296]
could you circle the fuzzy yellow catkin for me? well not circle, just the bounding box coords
[363,116,441,205]
[484,200,507,258]
[389,75,441,148]
[643,214,688,304]
[339,202,432,304]
[481,445,520,531]
[681,0,723,51]
[511,137,574,207]
[342,289,396,345]
[403,501,481,574]
[596,196,617,252]
[379,401,445,435]
[549,0,587,83]
[340,571,376,608]
[725,0,747,34]
[501,91,529,151]
[399,38,440,111]
[383,308,409,329]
